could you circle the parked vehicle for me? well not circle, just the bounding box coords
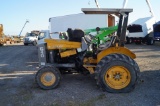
[126,0,156,45]
[153,21,160,41]
[126,17,156,44]
[23,30,39,46]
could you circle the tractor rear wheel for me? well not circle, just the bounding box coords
[36,66,61,90]
[95,54,140,93]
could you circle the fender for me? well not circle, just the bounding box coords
[97,47,136,63]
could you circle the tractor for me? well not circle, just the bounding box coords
[36,8,140,93]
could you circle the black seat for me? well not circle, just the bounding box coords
[67,28,84,42]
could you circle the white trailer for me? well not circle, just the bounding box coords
[38,13,115,45]
[48,13,114,39]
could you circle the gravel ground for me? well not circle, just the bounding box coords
[0,42,160,106]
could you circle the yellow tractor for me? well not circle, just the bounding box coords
[36,8,140,93]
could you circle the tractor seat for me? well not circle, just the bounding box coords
[67,28,84,42]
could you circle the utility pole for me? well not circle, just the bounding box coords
[19,20,29,37]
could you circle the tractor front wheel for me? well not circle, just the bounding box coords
[95,54,140,93]
[36,66,61,90]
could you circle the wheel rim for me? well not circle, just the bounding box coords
[104,66,131,89]
[40,72,56,86]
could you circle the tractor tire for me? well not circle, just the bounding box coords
[36,66,61,90]
[95,54,140,93]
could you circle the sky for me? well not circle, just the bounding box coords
[0,0,160,36]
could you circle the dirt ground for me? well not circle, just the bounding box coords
[0,42,160,106]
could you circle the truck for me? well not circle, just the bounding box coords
[126,0,156,45]
[126,17,156,44]
[23,30,40,46]
[153,21,160,41]
[38,13,115,45]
